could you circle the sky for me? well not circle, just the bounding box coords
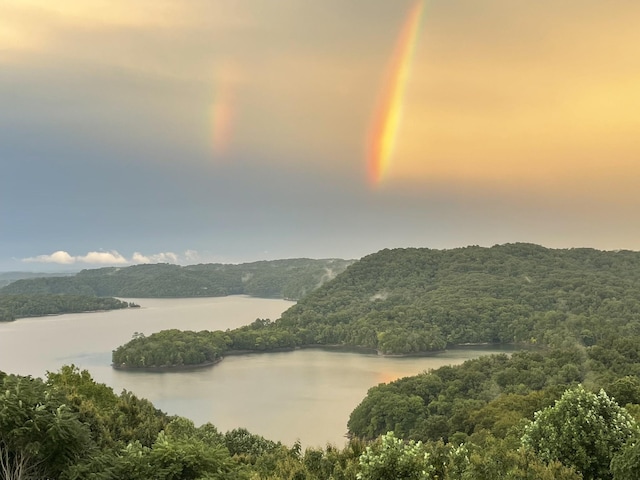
[2,0,640,271]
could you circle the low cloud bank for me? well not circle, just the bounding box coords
[22,249,199,266]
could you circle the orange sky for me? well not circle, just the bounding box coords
[381,1,640,204]
[3,0,638,202]
[2,0,640,266]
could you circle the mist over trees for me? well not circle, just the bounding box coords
[278,243,640,350]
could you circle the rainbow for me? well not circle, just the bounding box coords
[368,0,425,186]
[211,81,233,157]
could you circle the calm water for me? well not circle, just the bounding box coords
[0,297,511,447]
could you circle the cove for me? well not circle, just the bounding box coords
[0,296,514,447]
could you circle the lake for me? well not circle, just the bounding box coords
[0,296,513,447]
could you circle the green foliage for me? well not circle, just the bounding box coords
[606,376,640,407]
[356,431,433,480]
[165,417,224,447]
[63,431,249,480]
[0,294,130,321]
[522,385,639,479]
[451,433,581,480]
[224,427,280,461]
[47,365,171,448]
[348,348,577,441]
[347,390,426,440]
[347,336,640,444]
[47,365,123,447]
[0,276,92,295]
[0,258,353,300]
[111,319,306,368]
[112,329,229,368]
[3,367,250,480]
[0,374,92,479]
[610,434,640,480]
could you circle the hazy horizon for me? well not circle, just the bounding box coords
[3,0,640,271]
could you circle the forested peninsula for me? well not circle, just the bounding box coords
[0,294,132,321]
[0,258,353,300]
[112,243,640,368]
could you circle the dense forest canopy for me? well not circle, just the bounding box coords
[113,243,640,368]
[0,258,353,300]
[347,337,640,442]
[0,294,132,322]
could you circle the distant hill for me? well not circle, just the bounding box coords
[0,271,75,289]
[0,259,354,300]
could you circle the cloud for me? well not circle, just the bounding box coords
[78,251,128,264]
[23,250,128,265]
[132,251,179,264]
[23,250,76,264]
[184,249,200,262]
[23,249,189,265]
[131,252,151,264]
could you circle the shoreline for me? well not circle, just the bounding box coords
[1,305,133,322]
[111,342,520,372]
[1,294,293,322]
[112,357,223,372]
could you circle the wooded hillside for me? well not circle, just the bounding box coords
[277,243,640,353]
[0,258,353,300]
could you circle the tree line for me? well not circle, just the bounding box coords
[0,294,132,322]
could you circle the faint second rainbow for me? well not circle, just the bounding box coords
[211,63,241,158]
[211,80,233,157]
[368,0,425,186]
